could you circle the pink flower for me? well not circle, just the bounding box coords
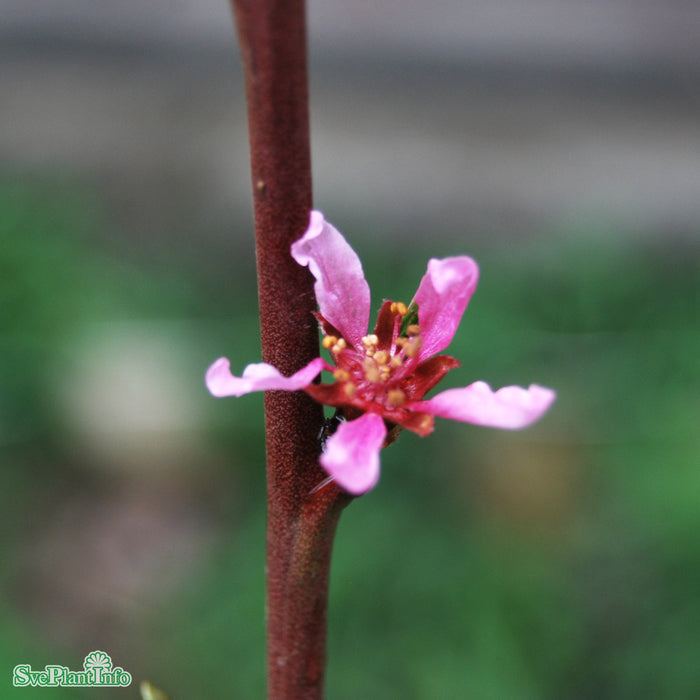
[206,211,555,495]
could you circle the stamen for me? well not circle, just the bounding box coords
[344,382,357,398]
[373,350,389,365]
[361,334,379,348]
[322,335,337,349]
[403,336,423,359]
[390,301,408,316]
[361,334,378,357]
[386,389,406,408]
[333,369,350,381]
[331,338,347,354]
[390,356,403,368]
[363,358,381,383]
[406,324,421,337]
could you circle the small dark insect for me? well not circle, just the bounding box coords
[318,410,346,452]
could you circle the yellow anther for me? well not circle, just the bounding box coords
[390,355,403,368]
[373,350,389,365]
[344,382,357,398]
[391,301,408,316]
[387,389,407,408]
[395,337,407,348]
[361,334,379,348]
[379,365,391,381]
[331,338,347,354]
[322,335,338,349]
[333,369,350,382]
[403,336,423,359]
[406,324,421,337]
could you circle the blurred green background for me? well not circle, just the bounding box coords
[2,3,699,698]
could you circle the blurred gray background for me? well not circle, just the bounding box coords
[2,0,699,241]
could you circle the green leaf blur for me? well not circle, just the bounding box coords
[1,177,697,699]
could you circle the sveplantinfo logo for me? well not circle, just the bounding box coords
[12,650,132,688]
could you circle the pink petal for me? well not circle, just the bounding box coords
[291,211,371,349]
[413,256,479,359]
[206,357,326,397]
[320,412,387,495]
[414,381,556,430]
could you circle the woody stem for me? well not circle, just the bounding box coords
[230,1,351,698]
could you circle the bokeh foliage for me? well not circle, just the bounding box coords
[1,177,697,698]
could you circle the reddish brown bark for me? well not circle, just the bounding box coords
[230,1,351,697]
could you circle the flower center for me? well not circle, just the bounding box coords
[324,300,423,412]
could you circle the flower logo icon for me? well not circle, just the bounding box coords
[83,651,112,672]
